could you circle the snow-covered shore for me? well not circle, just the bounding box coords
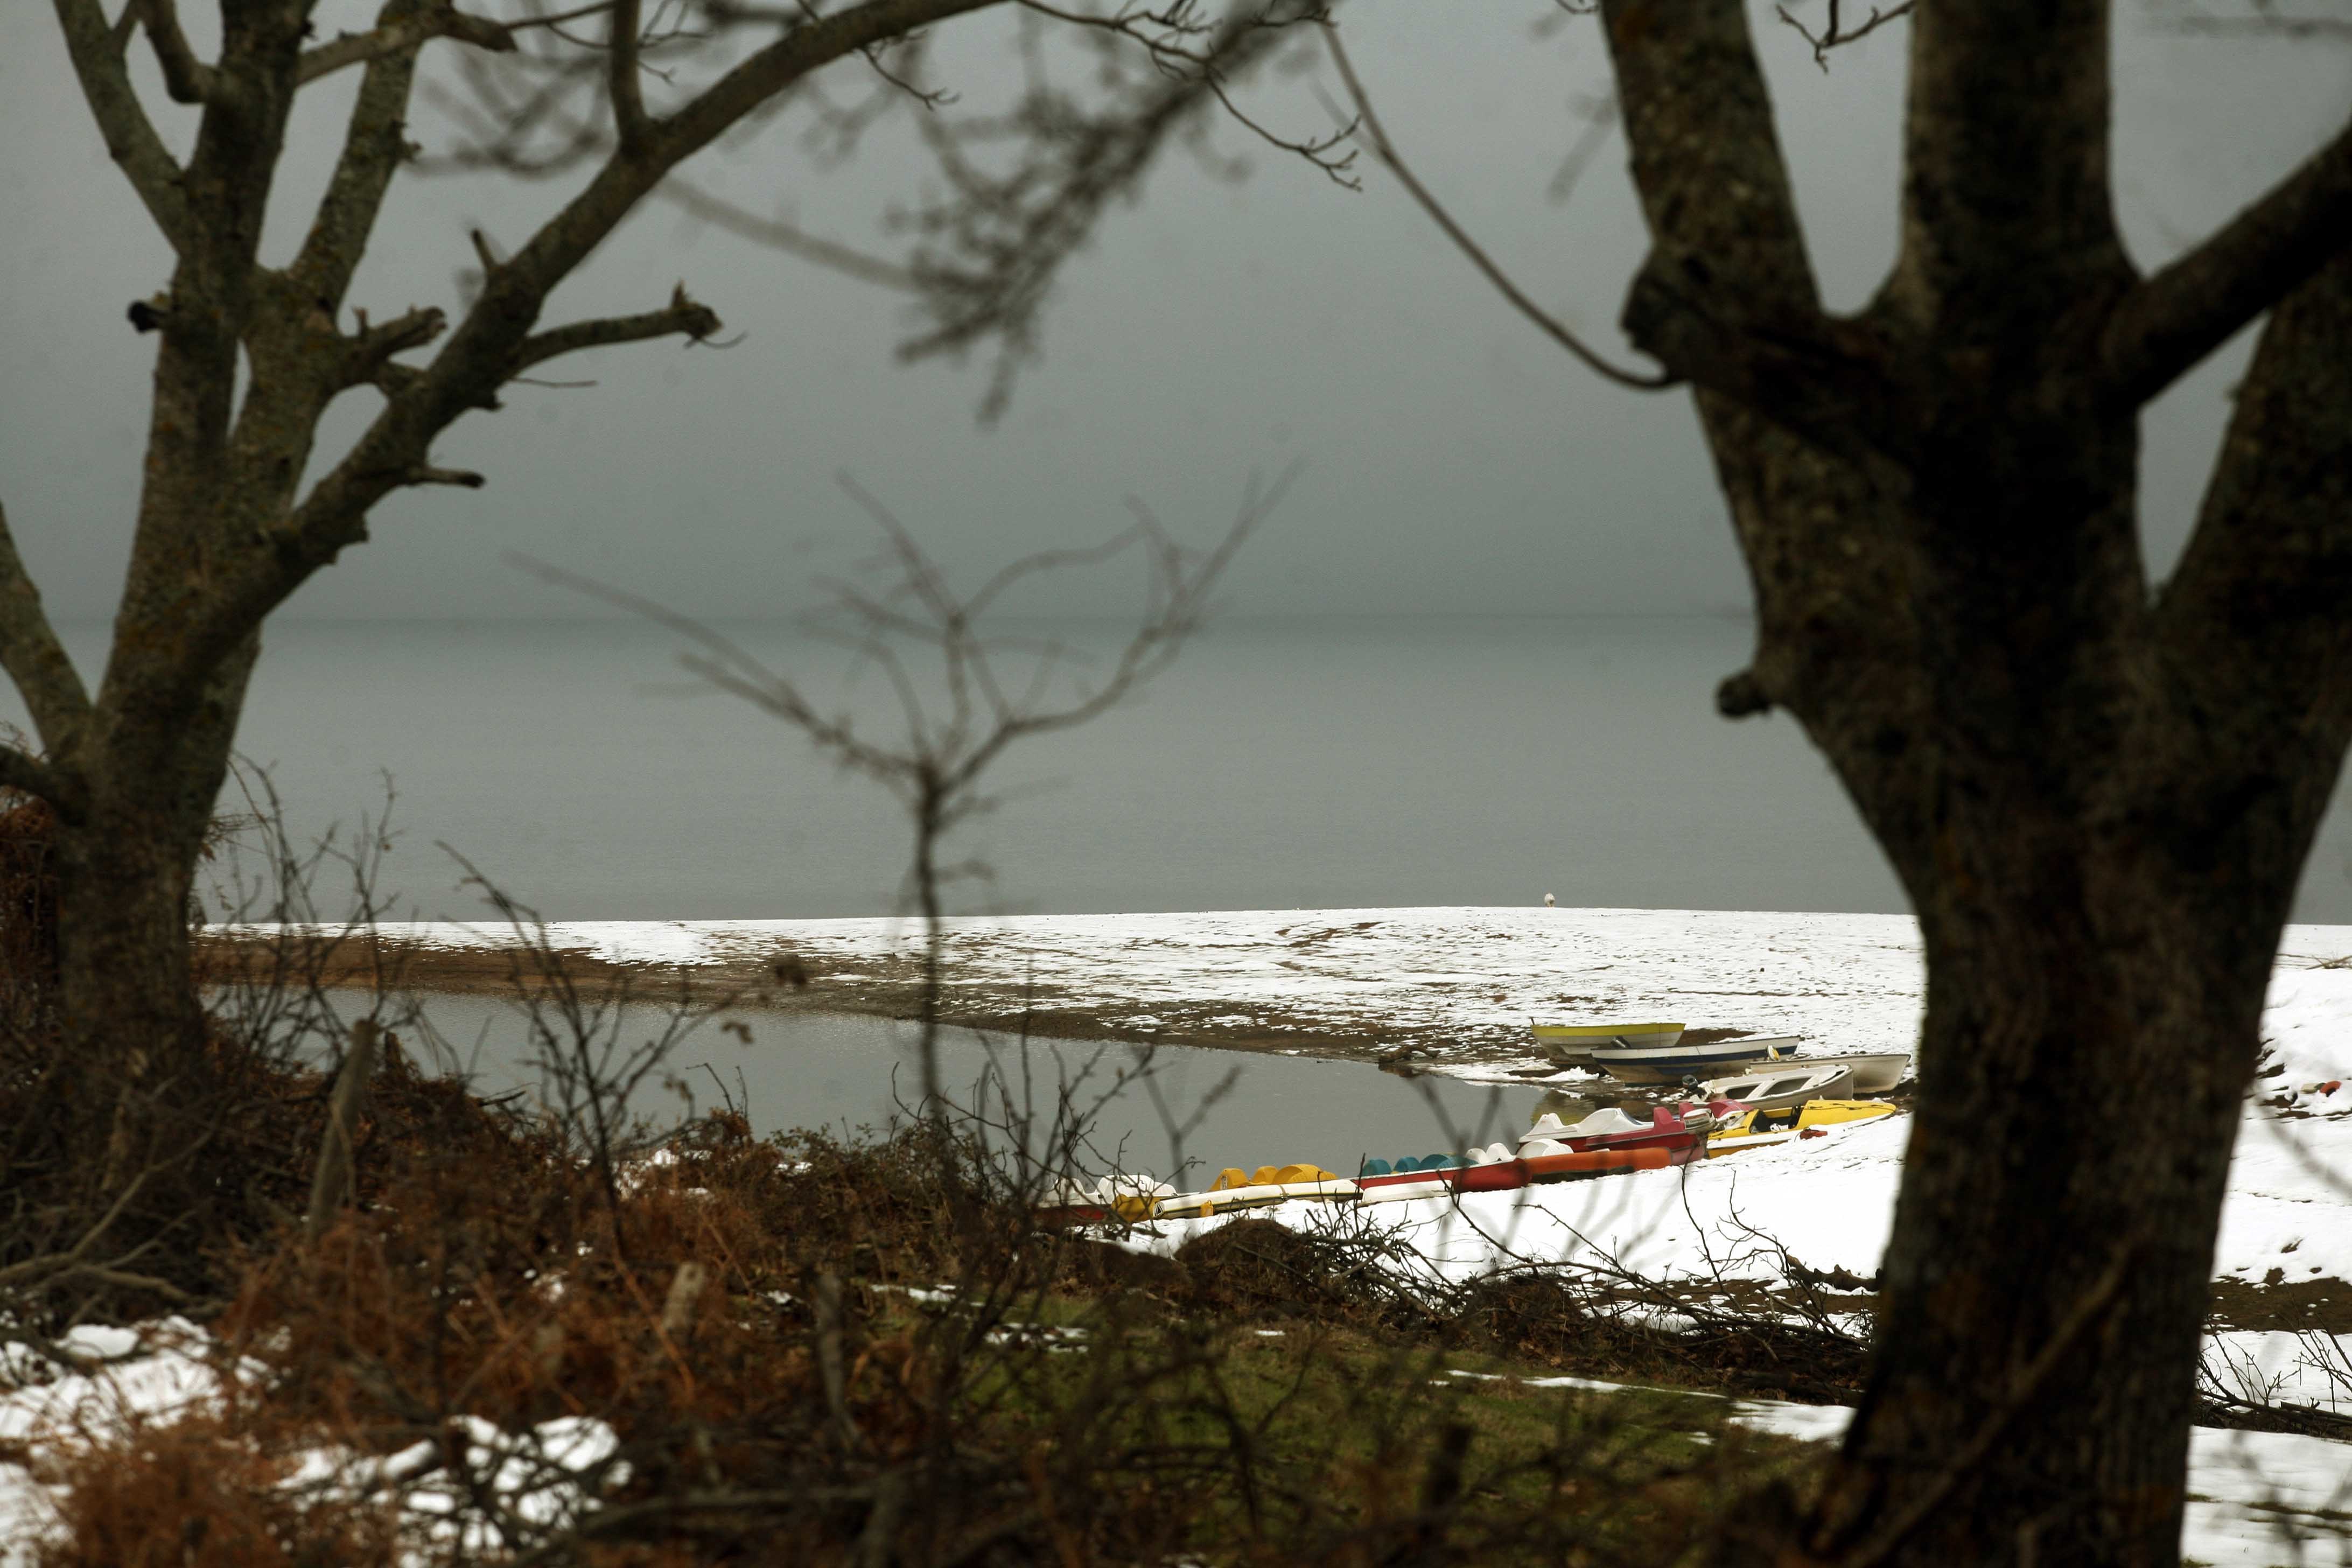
[233,904,2352,1068]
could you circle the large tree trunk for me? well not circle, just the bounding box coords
[1586,0,2352,1556]
[55,640,260,1194]
[1692,260,2352,1568]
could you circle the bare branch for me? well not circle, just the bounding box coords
[1324,30,1672,393]
[894,0,1326,421]
[657,178,918,289]
[298,2,519,86]
[182,0,1016,709]
[2101,113,2352,408]
[400,464,488,488]
[137,0,220,103]
[610,0,652,151]
[513,284,722,369]
[51,0,192,247]
[1774,0,1913,69]
[0,502,94,754]
[292,4,437,305]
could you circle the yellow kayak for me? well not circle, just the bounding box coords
[1707,1098,1898,1154]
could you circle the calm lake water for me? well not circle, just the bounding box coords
[343,993,1579,1185]
[19,613,1993,920]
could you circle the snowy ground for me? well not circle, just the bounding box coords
[257,905,2352,1070]
[0,1320,622,1567]
[1726,1397,2352,1567]
[244,905,1943,1061]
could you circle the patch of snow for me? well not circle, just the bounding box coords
[1721,1401,2352,1566]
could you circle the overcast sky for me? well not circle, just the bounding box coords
[3,2,2347,627]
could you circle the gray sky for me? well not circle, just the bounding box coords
[3,2,2347,626]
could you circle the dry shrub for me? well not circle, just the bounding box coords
[34,1417,399,1568]
[1174,1217,1369,1320]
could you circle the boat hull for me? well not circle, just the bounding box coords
[1699,1062,1854,1113]
[1531,1021,1684,1065]
[1590,1034,1801,1085]
[1773,1051,1910,1093]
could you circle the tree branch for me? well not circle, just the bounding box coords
[512,285,721,370]
[292,0,436,305]
[51,0,192,248]
[137,0,220,103]
[1324,31,1672,392]
[179,0,1012,711]
[0,745,73,811]
[2153,249,2352,841]
[297,1,517,86]
[609,0,650,152]
[656,178,916,290]
[1595,0,1907,464]
[0,503,93,754]
[1774,0,1912,68]
[2101,114,2352,408]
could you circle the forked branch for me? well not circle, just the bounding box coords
[136,0,219,103]
[1773,0,1913,68]
[2102,114,2352,408]
[298,1,519,85]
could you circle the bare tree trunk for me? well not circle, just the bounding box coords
[56,640,260,1192]
[1691,257,2352,1568]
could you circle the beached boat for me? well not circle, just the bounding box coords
[1152,1163,1354,1219]
[1356,1142,1700,1203]
[1517,1101,1722,1154]
[1588,1034,1800,1085]
[1698,1062,1854,1113]
[1768,1050,1910,1093]
[1706,1098,1899,1154]
[1531,1021,1683,1066]
[1035,1174,1177,1224]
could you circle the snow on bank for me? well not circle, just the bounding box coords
[0,1321,622,1567]
[243,905,2352,1071]
[263,906,1938,1060]
[1728,1399,2352,1567]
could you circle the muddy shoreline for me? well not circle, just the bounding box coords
[194,930,1412,1066]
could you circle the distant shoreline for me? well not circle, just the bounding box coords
[192,928,1401,1065]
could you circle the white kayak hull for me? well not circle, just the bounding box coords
[1590,1034,1801,1085]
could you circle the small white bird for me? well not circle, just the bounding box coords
[1543,892,1556,907]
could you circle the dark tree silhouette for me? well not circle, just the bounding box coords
[1332,3,2352,1562]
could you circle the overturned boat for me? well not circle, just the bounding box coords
[1698,1061,1854,1113]
[1531,1021,1684,1066]
[1767,1050,1910,1093]
[1589,1033,1800,1085]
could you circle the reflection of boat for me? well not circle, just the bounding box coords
[1590,1034,1799,1085]
[1707,1099,1899,1154]
[1771,1051,1910,1093]
[1532,1021,1683,1066]
[1699,1062,1853,1112]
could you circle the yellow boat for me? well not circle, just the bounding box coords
[1530,1021,1684,1066]
[1706,1098,1898,1154]
[1154,1163,1350,1219]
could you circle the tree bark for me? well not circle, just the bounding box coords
[1692,176,2352,1568]
[60,638,261,1193]
[1589,3,2352,1562]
